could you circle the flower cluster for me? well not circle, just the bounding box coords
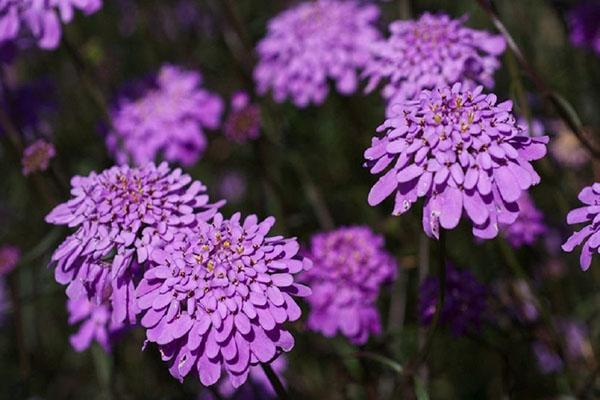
[364,84,548,239]
[568,1,600,56]
[419,264,487,335]
[0,244,20,275]
[224,92,261,144]
[501,194,546,248]
[254,0,380,107]
[0,0,103,50]
[22,139,56,176]
[137,213,311,387]
[301,226,396,344]
[364,13,505,116]
[106,65,223,166]
[562,183,600,270]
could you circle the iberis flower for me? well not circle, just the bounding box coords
[501,193,546,248]
[223,92,261,144]
[301,226,396,344]
[22,139,56,176]
[562,183,600,270]
[364,13,505,116]
[106,65,223,166]
[46,162,222,326]
[364,84,548,239]
[136,213,311,387]
[254,0,380,107]
[0,0,103,50]
[568,1,600,56]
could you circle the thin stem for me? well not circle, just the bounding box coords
[261,363,289,400]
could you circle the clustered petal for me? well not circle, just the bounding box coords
[223,91,261,144]
[136,213,311,387]
[106,65,224,166]
[22,139,56,176]
[301,226,396,344]
[364,13,505,116]
[365,84,548,239]
[562,183,600,270]
[501,194,547,248]
[568,1,600,56]
[254,0,380,107]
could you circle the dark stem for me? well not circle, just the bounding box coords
[261,363,289,400]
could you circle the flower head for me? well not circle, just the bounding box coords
[107,65,223,166]
[364,13,505,116]
[218,171,247,204]
[0,244,20,275]
[301,226,396,344]
[223,92,261,144]
[254,0,380,107]
[562,183,600,270]
[419,264,487,335]
[501,194,546,248]
[137,213,311,387]
[568,1,600,56]
[22,139,56,175]
[365,84,548,239]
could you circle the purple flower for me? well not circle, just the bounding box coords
[568,1,600,56]
[45,162,223,325]
[218,171,247,204]
[107,65,224,166]
[533,341,564,374]
[22,139,56,176]
[1,79,55,136]
[562,183,600,270]
[364,13,505,116]
[533,319,592,374]
[136,213,311,387]
[254,0,380,107]
[0,0,102,50]
[0,244,20,275]
[501,194,546,248]
[419,264,487,335]
[364,84,549,240]
[224,92,261,144]
[301,226,396,344]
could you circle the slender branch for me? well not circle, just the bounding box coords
[261,363,289,400]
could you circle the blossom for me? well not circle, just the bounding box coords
[137,213,311,387]
[45,162,223,325]
[533,319,592,374]
[568,1,600,56]
[301,226,396,344]
[501,194,546,248]
[0,79,55,135]
[22,139,56,175]
[223,92,261,143]
[364,84,549,240]
[562,183,600,270]
[106,65,223,166]
[0,244,20,275]
[218,171,247,204]
[419,264,487,335]
[364,13,505,116]
[254,0,380,107]
[0,0,103,50]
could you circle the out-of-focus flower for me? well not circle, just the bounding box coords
[549,120,591,168]
[364,84,548,240]
[533,341,564,374]
[364,13,505,116]
[45,162,223,325]
[224,92,261,143]
[568,1,600,55]
[254,0,380,107]
[495,279,539,324]
[501,194,546,248]
[22,139,56,176]
[137,213,311,387]
[301,226,396,344]
[0,79,55,136]
[533,319,593,374]
[0,0,103,50]
[0,244,20,275]
[107,65,223,166]
[218,171,247,204]
[562,183,600,270]
[419,264,487,335]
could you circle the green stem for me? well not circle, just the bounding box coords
[261,363,289,400]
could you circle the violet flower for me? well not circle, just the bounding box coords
[568,1,600,56]
[22,139,56,176]
[223,92,261,144]
[501,193,546,248]
[0,244,20,275]
[562,183,600,270]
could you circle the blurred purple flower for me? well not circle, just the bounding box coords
[107,65,224,166]
[254,0,380,107]
[562,183,600,270]
[0,0,103,50]
[137,213,311,387]
[22,139,56,176]
[0,244,19,275]
[0,79,55,136]
[533,319,592,374]
[501,194,546,248]
[568,1,600,55]
[364,13,505,116]
[549,120,591,168]
[224,92,261,144]
[218,171,247,204]
[419,264,487,335]
[301,226,396,344]
[365,84,548,240]
[533,341,564,374]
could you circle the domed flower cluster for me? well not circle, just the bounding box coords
[568,1,600,56]
[22,139,56,176]
[419,264,487,335]
[45,162,223,327]
[254,0,380,107]
[224,92,261,144]
[301,226,396,344]
[562,183,600,270]
[364,13,505,116]
[136,213,311,387]
[106,65,223,166]
[0,0,103,50]
[365,84,549,239]
[501,194,547,248]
